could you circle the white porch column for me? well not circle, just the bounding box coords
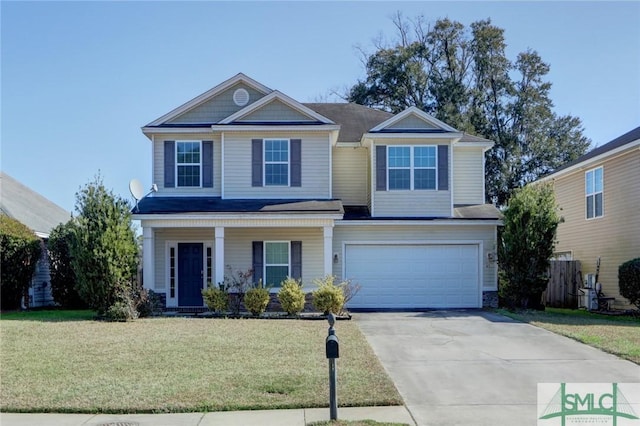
[215,227,225,286]
[323,226,334,277]
[142,227,154,290]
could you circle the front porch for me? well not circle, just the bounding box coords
[139,218,339,309]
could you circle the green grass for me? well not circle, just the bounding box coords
[0,311,402,413]
[497,308,640,364]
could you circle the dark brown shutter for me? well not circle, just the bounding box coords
[252,139,263,187]
[437,145,449,190]
[164,140,175,188]
[376,145,387,191]
[252,241,264,284]
[291,241,302,280]
[202,141,213,188]
[290,139,301,187]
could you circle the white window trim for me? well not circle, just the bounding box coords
[175,140,203,188]
[585,166,604,220]
[387,145,437,191]
[264,241,291,287]
[264,138,290,187]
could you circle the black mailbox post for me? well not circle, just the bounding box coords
[326,313,339,420]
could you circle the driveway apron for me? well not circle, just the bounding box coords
[354,310,640,426]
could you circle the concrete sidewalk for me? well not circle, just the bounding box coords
[1,406,416,426]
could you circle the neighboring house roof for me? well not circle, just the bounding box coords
[542,126,640,180]
[135,197,344,215]
[0,172,71,238]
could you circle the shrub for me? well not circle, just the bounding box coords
[278,277,306,315]
[619,258,640,309]
[136,289,164,317]
[0,215,42,310]
[244,285,270,316]
[222,266,254,316]
[312,275,345,315]
[105,299,139,322]
[202,284,229,313]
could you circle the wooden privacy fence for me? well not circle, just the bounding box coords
[544,260,582,308]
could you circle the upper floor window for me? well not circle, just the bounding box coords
[177,141,201,187]
[388,146,436,190]
[264,139,289,186]
[585,167,603,219]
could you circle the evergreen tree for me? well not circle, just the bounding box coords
[498,183,561,309]
[71,175,139,316]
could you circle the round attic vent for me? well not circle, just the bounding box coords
[233,88,250,106]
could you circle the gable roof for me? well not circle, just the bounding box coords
[369,106,459,133]
[0,172,71,237]
[146,73,272,127]
[541,126,640,180]
[221,91,334,124]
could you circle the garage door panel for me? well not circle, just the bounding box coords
[345,244,480,309]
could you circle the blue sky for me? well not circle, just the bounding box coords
[2,1,639,213]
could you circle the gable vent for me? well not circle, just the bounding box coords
[233,88,250,106]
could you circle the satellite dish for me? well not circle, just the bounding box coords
[129,179,144,201]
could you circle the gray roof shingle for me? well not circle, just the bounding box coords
[0,172,71,236]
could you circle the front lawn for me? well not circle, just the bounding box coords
[497,308,640,364]
[0,311,402,413]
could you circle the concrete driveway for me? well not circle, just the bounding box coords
[354,310,640,426]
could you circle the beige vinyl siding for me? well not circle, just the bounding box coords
[553,149,640,308]
[224,132,331,199]
[153,228,216,292]
[453,147,485,205]
[387,115,437,129]
[167,83,266,124]
[152,134,221,196]
[372,139,452,217]
[239,100,314,122]
[333,224,498,290]
[224,228,324,286]
[332,146,368,206]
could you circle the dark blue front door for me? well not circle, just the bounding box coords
[178,243,203,306]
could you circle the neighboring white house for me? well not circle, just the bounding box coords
[134,73,502,310]
[0,172,71,307]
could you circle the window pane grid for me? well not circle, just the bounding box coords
[265,139,289,186]
[177,141,201,187]
[387,146,437,190]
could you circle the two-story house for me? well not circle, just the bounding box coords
[134,73,502,310]
[539,126,640,308]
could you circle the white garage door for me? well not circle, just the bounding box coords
[345,244,480,309]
